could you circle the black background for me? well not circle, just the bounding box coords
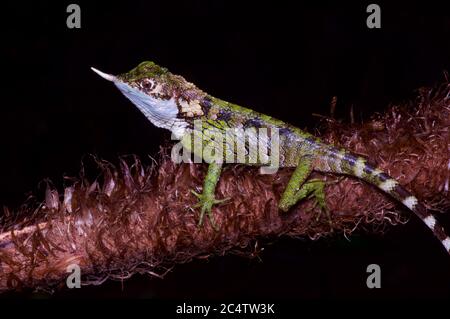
[1,0,450,300]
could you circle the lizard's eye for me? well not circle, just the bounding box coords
[142,79,155,91]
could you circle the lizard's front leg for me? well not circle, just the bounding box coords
[191,161,229,228]
[279,156,327,214]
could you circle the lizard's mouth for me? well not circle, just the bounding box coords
[91,67,188,137]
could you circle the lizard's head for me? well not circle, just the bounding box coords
[91,61,208,138]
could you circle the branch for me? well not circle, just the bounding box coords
[0,83,449,293]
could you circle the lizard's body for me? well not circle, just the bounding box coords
[92,61,450,255]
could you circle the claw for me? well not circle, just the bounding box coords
[190,190,201,198]
[213,197,231,205]
[300,179,333,230]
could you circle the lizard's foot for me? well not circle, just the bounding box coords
[305,179,333,229]
[191,190,230,229]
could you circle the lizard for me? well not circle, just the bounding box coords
[91,61,450,255]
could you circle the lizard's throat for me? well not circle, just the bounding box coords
[114,81,188,138]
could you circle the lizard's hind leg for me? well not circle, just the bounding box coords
[279,158,329,223]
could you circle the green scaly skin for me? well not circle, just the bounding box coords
[190,162,228,229]
[92,61,450,255]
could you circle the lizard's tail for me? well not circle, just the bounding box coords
[322,148,450,255]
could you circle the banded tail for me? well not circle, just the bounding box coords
[322,147,450,255]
